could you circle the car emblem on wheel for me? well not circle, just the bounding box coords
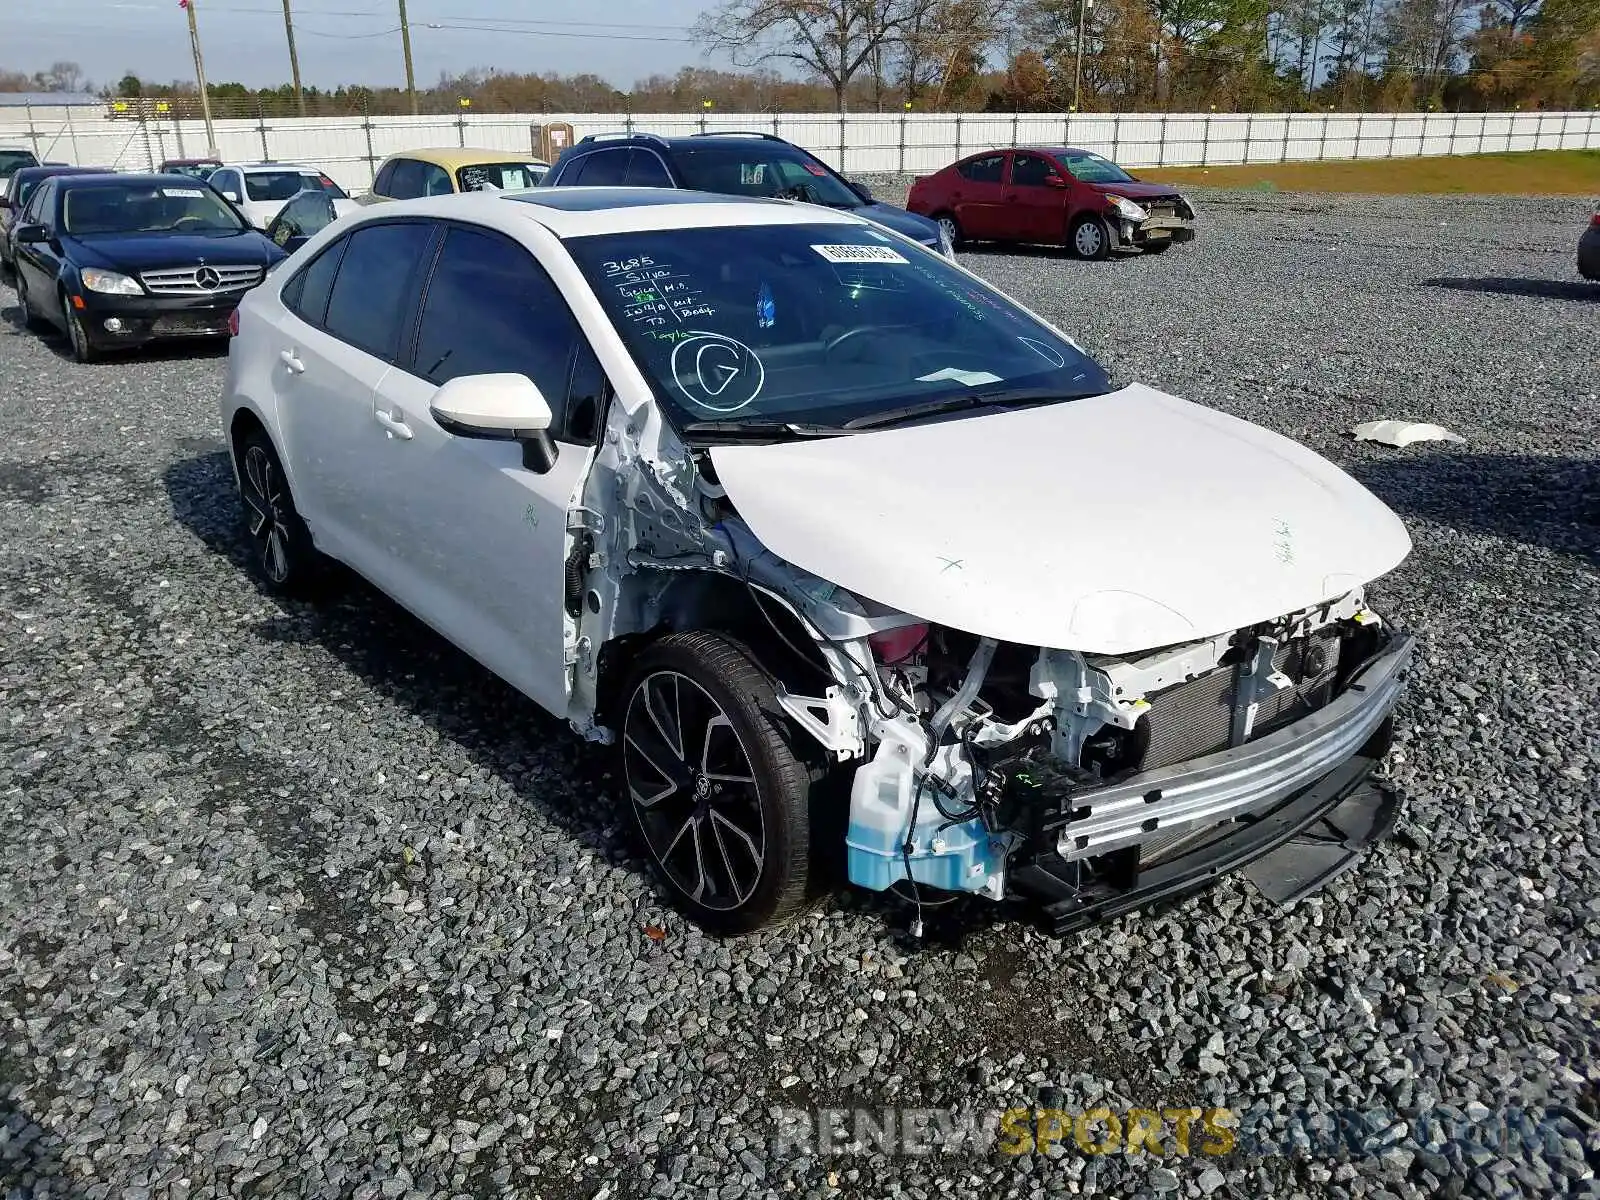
[195,266,221,290]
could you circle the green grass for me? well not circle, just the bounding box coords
[1149,149,1600,195]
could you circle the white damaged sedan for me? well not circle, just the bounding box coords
[222,187,1413,934]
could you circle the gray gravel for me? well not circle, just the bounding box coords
[3,190,1598,1200]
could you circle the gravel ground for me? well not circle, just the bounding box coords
[2,190,1598,1200]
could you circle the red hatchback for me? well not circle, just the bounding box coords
[908,147,1196,260]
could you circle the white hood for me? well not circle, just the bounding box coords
[709,384,1412,654]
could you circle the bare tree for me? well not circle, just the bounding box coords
[694,0,909,111]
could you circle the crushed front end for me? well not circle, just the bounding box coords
[844,592,1412,931]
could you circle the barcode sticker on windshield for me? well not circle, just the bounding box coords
[811,243,908,265]
[162,188,205,198]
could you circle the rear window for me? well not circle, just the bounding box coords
[456,162,547,192]
[671,146,861,208]
[0,150,39,175]
[244,171,347,202]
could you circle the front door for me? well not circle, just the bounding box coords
[358,222,595,716]
[1007,152,1071,244]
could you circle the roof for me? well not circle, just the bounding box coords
[8,165,107,182]
[223,162,324,174]
[355,187,861,239]
[377,146,551,170]
[51,172,202,189]
[161,157,222,166]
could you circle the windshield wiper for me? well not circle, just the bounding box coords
[841,385,1109,431]
[679,419,849,441]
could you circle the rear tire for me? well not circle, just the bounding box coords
[618,632,816,935]
[15,276,45,332]
[933,212,964,249]
[236,428,321,596]
[1070,215,1112,261]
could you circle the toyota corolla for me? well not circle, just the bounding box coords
[221,188,1413,935]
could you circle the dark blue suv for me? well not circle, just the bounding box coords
[541,132,953,259]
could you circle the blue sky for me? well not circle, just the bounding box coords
[13,0,726,90]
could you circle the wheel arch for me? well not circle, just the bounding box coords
[596,568,834,730]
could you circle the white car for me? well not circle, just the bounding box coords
[221,188,1415,935]
[208,162,359,230]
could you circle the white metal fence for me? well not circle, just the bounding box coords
[7,105,1598,195]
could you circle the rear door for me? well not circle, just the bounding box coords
[950,153,1008,240]
[1007,152,1071,243]
[357,222,599,714]
[269,219,437,581]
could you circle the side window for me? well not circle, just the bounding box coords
[564,338,608,444]
[1011,154,1057,187]
[572,149,629,186]
[387,159,425,199]
[421,162,453,196]
[372,160,397,195]
[24,181,54,226]
[282,236,348,326]
[413,225,597,441]
[957,154,1004,184]
[623,150,671,188]
[323,222,434,359]
[213,170,241,199]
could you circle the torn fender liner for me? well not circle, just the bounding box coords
[710,384,1412,654]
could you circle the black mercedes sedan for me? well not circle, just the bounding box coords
[10,172,287,362]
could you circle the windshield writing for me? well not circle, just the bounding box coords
[569,224,1110,428]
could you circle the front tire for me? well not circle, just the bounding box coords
[619,632,815,935]
[236,429,320,595]
[63,294,98,363]
[1070,214,1112,261]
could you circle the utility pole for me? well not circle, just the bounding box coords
[398,0,418,115]
[181,0,219,156]
[1073,0,1093,112]
[282,0,306,115]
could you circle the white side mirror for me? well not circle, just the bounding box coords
[430,373,558,472]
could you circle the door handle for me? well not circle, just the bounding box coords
[279,349,305,374]
[374,408,413,441]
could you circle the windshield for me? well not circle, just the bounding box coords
[63,182,247,236]
[1061,151,1135,184]
[457,162,547,192]
[567,223,1110,430]
[672,145,863,208]
[244,170,348,202]
[165,163,219,180]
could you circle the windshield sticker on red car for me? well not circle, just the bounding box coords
[811,243,907,265]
